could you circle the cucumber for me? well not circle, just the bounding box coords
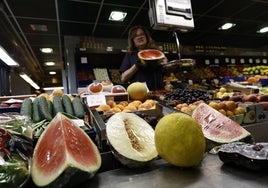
[38,96,53,121]
[72,97,85,119]
[47,100,54,118]
[62,95,74,115]
[20,98,32,118]
[32,98,41,123]
[53,95,64,116]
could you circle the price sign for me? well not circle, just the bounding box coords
[72,119,85,127]
[86,94,106,107]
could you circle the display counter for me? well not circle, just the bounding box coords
[79,154,268,188]
[25,153,268,188]
[22,99,268,188]
[244,122,268,142]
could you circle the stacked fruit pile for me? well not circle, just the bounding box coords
[95,99,157,114]
[208,100,245,117]
[243,65,268,76]
[162,88,212,105]
[215,87,234,99]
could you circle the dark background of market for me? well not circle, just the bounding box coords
[0,0,268,94]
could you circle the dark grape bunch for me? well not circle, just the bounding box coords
[163,88,212,105]
[133,111,162,128]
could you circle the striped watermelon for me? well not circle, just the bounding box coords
[31,112,101,187]
[192,102,253,150]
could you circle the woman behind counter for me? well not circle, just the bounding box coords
[120,25,167,91]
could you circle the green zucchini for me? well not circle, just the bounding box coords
[62,95,74,115]
[53,95,64,116]
[38,96,52,121]
[20,98,32,118]
[32,98,41,123]
[72,97,85,119]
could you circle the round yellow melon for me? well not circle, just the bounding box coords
[127,82,148,101]
[154,113,205,167]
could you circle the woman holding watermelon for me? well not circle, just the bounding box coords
[120,25,167,91]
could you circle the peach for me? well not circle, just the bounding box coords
[224,101,236,111]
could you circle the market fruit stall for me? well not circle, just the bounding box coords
[2,85,268,188]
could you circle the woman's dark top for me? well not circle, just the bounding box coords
[119,51,164,91]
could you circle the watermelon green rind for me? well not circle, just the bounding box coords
[31,112,101,187]
[192,102,251,144]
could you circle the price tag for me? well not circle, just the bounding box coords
[72,119,85,127]
[86,94,106,107]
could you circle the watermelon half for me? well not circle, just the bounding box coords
[31,112,101,187]
[138,49,165,66]
[192,103,252,150]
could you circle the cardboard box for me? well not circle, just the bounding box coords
[238,103,256,124]
[255,103,268,123]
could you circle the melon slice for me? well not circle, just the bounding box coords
[106,112,158,167]
[192,103,252,145]
[31,112,101,187]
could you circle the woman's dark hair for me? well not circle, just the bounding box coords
[127,25,159,52]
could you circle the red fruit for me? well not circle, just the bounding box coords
[111,85,126,93]
[89,83,103,93]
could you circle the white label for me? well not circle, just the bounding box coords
[72,119,84,127]
[86,94,106,107]
[81,57,88,64]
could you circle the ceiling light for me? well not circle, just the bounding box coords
[30,24,48,32]
[49,71,56,75]
[19,73,40,89]
[40,48,53,53]
[109,11,127,21]
[219,23,236,30]
[257,26,268,33]
[0,46,19,66]
[45,61,55,66]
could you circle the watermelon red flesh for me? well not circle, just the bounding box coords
[138,50,164,60]
[31,113,101,186]
[192,103,251,143]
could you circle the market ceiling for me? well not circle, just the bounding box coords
[0,0,268,89]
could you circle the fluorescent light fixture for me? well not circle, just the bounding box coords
[109,11,127,21]
[0,46,19,66]
[19,73,40,89]
[30,24,48,32]
[257,26,268,33]
[49,71,56,75]
[40,48,53,53]
[219,23,236,30]
[43,86,64,91]
[45,61,55,66]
